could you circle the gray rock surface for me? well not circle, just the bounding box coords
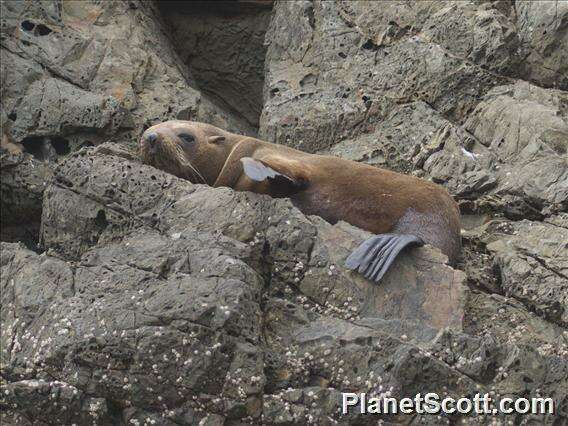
[516,0,568,90]
[0,0,255,157]
[3,146,567,424]
[159,1,273,128]
[1,0,567,424]
[260,1,511,152]
[0,0,259,259]
[486,219,568,327]
[0,153,53,247]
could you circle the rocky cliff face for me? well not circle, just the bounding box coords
[1,1,567,425]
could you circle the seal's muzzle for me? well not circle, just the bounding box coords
[141,132,158,154]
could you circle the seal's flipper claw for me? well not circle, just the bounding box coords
[345,234,424,283]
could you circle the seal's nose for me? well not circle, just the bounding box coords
[142,132,158,154]
[145,132,157,144]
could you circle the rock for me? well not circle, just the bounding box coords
[1,379,114,425]
[419,1,520,75]
[516,0,568,90]
[3,145,470,423]
[0,152,53,247]
[295,219,465,332]
[318,100,495,181]
[159,1,272,128]
[0,232,266,423]
[485,218,568,326]
[11,78,128,150]
[463,81,568,216]
[40,145,197,259]
[464,290,568,357]
[461,213,568,333]
[0,0,256,158]
[335,1,520,74]
[260,1,510,152]
[0,49,45,124]
[1,0,263,246]
[42,146,466,330]
[2,1,568,424]
[261,1,567,222]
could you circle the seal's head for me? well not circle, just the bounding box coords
[139,121,236,185]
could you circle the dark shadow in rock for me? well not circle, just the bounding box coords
[21,136,70,160]
[157,0,273,129]
[50,136,70,156]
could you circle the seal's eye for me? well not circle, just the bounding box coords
[178,133,195,144]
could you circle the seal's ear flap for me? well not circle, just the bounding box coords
[208,135,226,144]
[241,157,308,191]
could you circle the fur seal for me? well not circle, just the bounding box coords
[139,120,461,282]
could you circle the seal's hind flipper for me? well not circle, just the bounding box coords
[345,234,424,282]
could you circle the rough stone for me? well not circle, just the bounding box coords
[260,1,511,152]
[2,146,471,423]
[0,0,256,157]
[485,218,568,327]
[516,0,568,90]
[2,1,568,424]
[0,152,53,247]
[160,1,272,128]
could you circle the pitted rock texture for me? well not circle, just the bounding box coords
[40,146,465,332]
[1,1,568,425]
[1,0,260,251]
[159,1,273,128]
[0,0,256,157]
[0,152,53,246]
[261,0,568,219]
[2,146,568,425]
[486,219,568,327]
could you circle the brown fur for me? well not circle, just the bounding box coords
[140,121,462,264]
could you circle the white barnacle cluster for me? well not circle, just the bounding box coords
[291,290,361,321]
[218,305,231,317]
[248,231,264,247]
[264,387,342,424]
[131,417,157,425]
[55,316,73,335]
[327,264,337,277]
[5,316,23,356]
[282,347,311,381]
[332,356,380,390]
[292,260,305,283]
[88,399,104,419]
[223,368,248,400]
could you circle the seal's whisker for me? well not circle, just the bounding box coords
[175,145,206,184]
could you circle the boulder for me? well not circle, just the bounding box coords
[1,0,260,247]
[260,1,511,152]
[0,0,255,157]
[2,1,568,424]
[485,218,568,327]
[261,1,568,222]
[516,0,568,90]
[159,1,273,128]
[2,145,470,424]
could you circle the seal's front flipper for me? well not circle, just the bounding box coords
[241,156,308,194]
[345,234,424,282]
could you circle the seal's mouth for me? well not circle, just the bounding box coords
[145,143,158,155]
